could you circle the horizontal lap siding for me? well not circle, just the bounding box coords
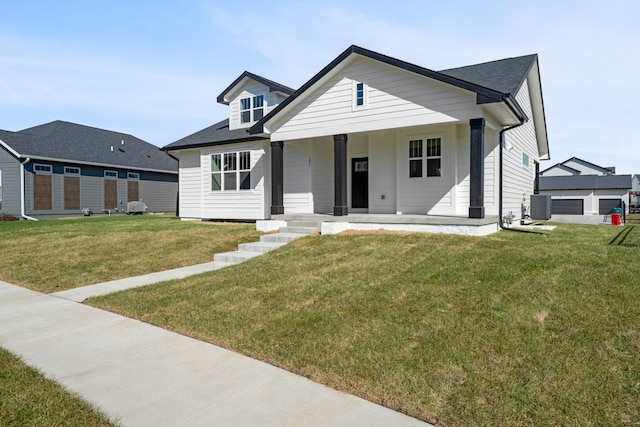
[310,137,333,214]
[81,176,102,212]
[0,148,20,215]
[139,180,178,213]
[271,57,480,141]
[283,141,312,213]
[396,125,456,215]
[201,142,266,220]
[484,128,499,215]
[455,124,471,215]
[368,133,396,213]
[178,150,202,218]
[229,81,283,131]
[503,81,538,219]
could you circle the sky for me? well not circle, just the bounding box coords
[1,0,638,173]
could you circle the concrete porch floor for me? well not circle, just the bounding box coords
[265,213,501,236]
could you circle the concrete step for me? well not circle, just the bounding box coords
[213,250,263,264]
[237,241,287,254]
[260,232,308,244]
[285,220,322,230]
[279,226,319,234]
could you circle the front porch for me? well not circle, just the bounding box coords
[258,213,500,236]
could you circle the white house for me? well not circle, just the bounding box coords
[163,45,549,235]
[539,157,632,222]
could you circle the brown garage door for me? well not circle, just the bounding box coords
[64,176,80,210]
[33,174,52,210]
[127,180,139,202]
[104,180,117,209]
[551,199,583,215]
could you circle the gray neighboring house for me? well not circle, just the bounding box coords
[0,120,178,219]
[539,157,632,223]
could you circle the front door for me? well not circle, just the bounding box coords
[351,157,368,209]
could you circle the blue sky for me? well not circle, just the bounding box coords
[1,1,638,173]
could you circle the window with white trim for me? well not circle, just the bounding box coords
[240,95,264,124]
[522,153,530,168]
[352,81,367,110]
[211,151,251,191]
[127,172,140,180]
[104,170,118,178]
[64,166,80,175]
[409,138,442,178]
[34,164,52,173]
[355,82,365,106]
[409,140,423,178]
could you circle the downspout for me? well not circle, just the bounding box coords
[498,123,542,234]
[19,158,39,221]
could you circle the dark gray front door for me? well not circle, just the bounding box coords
[351,157,368,209]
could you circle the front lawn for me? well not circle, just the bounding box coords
[0,348,117,426]
[90,223,640,426]
[0,215,260,293]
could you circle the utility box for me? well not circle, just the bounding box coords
[127,201,147,215]
[530,194,552,220]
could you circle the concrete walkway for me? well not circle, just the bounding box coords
[0,278,431,427]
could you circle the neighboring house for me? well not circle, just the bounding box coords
[539,157,632,221]
[164,45,549,234]
[629,174,640,213]
[0,120,178,218]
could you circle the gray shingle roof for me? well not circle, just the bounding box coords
[162,119,267,151]
[439,54,538,95]
[539,175,632,191]
[0,121,177,172]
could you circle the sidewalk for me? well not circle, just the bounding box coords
[0,278,431,426]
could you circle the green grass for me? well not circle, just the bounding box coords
[0,215,260,293]
[90,224,640,426]
[0,347,118,426]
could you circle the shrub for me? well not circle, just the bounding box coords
[0,212,20,221]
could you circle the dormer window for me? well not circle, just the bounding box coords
[240,95,265,124]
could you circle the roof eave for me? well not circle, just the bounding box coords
[21,155,178,174]
[162,136,268,152]
[0,137,22,159]
[251,45,519,135]
[217,71,295,105]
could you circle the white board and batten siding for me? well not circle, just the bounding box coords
[268,56,483,141]
[196,141,268,220]
[502,79,539,219]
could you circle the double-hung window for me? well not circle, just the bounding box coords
[409,140,423,178]
[240,95,265,124]
[211,151,251,191]
[409,138,442,178]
